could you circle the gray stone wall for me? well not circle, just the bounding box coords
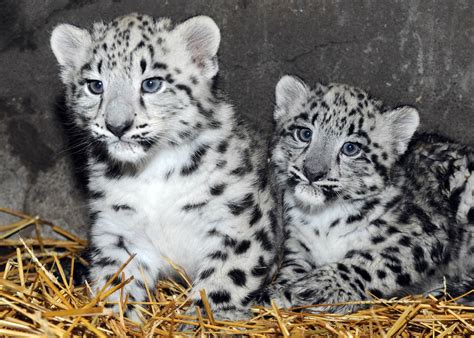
[1,0,473,234]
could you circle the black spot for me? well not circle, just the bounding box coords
[182,201,207,211]
[217,140,229,153]
[231,166,251,176]
[353,278,365,291]
[412,246,428,273]
[387,264,402,274]
[337,263,350,273]
[223,236,237,247]
[140,59,147,73]
[209,251,228,261]
[371,154,388,180]
[110,274,123,287]
[210,183,226,196]
[468,208,474,223]
[116,236,125,249]
[249,206,262,225]
[254,229,272,251]
[347,214,364,223]
[345,250,356,258]
[147,44,154,57]
[81,63,91,73]
[385,195,402,210]
[360,252,373,261]
[329,219,340,228]
[352,265,372,282]
[399,236,412,246]
[227,193,254,215]
[153,62,167,70]
[340,273,350,281]
[95,256,118,267]
[376,270,386,279]
[371,235,386,244]
[209,290,231,304]
[396,273,411,286]
[256,166,268,191]
[165,74,175,83]
[268,210,279,234]
[386,226,400,234]
[176,84,192,97]
[368,288,384,298]
[181,144,209,176]
[360,199,379,216]
[235,240,251,254]
[199,268,215,280]
[370,219,387,228]
[251,256,268,276]
[89,190,105,200]
[293,267,306,274]
[298,240,311,252]
[112,204,133,212]
[228,269,247,287]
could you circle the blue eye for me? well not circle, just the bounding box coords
[141,77,164,93]
[296,128,313,142]
[87,80,103,95]
[341,142,361,156]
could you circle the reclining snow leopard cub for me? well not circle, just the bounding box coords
[268,75,474,312]
[50,13,280,322]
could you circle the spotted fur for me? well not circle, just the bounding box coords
[267,76,474,312]
[50,13,280,322]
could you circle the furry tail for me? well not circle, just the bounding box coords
[448,152,474,224]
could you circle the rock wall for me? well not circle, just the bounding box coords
[1,0,473,233]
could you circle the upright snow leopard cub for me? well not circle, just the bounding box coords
[50,13,279,321]
[269,75,474,312]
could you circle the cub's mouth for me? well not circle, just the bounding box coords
[106,139,149,163]
[287,167,340,206]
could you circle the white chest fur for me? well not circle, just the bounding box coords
[287,197,373,266]
[89,144,233,279]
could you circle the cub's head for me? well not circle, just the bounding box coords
[271,76,419,208]
[51,13,220,164]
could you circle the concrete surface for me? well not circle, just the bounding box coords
[0,0,473,235]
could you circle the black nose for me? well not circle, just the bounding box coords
[303,168,327,183]
[106,120,133,138]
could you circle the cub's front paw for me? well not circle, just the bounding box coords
[266,283,293,309]
[275,269,360,313]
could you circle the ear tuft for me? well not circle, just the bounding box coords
[385,106,420,154]
[274,75,309,120]
[50,24,92,68]
[177,16,220,78]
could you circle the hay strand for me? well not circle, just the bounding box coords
[0,207,473,336]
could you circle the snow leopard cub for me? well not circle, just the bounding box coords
[50,13,280,322]
[268,75,474,312]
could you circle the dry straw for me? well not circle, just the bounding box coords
[0,207,473,336]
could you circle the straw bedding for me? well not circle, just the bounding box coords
[0,207,473,337]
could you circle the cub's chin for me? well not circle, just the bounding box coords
[293,183,327,208]
[107,141,148,164]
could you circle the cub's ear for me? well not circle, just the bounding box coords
[51,24,92,69]
[176,16,220,78]
[274,75,309,121]
[383,106,419,155]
